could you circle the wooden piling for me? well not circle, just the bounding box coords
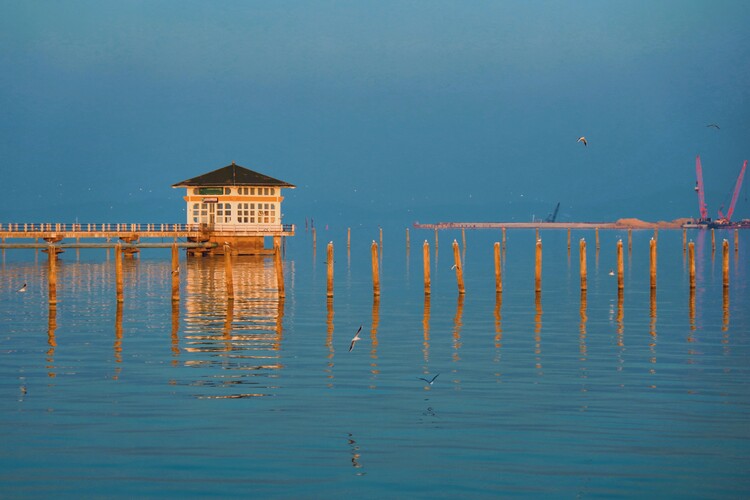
[274,247,285,299]
[48,246,57,306]
[171,242,179,302]
[452,239,465,295]
[371,241,380,296]
[579,238,587,291]
[595,228,600,251]
[650,237,657,289]
[688,241,695,289]
[327,241,334,298]
[723,239,730,288]
[423,240,431,295]
[494,241,502,294]
[628,229,632,253]
[682,228,687,253]
[535,238,542,293]
[224,245,234,301]
[617,239,624,290]
[115,243,123,303]
[735,229,739,252]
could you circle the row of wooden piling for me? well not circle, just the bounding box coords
[318,233,737,299]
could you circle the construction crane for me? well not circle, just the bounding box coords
[544,202,560,223]
[715,160,748,226]
[694,155,748,228]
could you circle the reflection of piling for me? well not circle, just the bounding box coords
[47,246,57,306]
[579,238,587,291]
[616,239,624,290]
[653,228,658,243]
[628,229,632,253]
[327,241,334,298]
[347,227,351,251]
[723,239,729,288]
[434,229,438,252]
[650,238,657,289]
[688,241,695,289]
[171,242,180,302]
[535,238,542,293]
[452,240,465,295]
[494,242,502,294]
[371,241,380,296]
[595,228,599,251]
[423,241,431,295]
[462,228,466,252]
[406,228,410,252]
[312,228,317,250]
[115,243,123,303]
[224,245,234,301]
[502,227,506,251]
[711,229,715,251]
[567,228,571,252]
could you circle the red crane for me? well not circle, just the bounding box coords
[716,160,748,225]
[694,155,709,222]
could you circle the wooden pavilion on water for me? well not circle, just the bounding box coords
[172,161,296,256]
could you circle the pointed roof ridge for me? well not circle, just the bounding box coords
[172,162,295,188]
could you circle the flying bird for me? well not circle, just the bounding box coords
[349,325,363,352]
[418,373,440,385]
[706,123,720,130]
[577,136,588,146]
[17,283,27,293]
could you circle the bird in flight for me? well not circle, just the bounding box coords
[706,123,720,130]
[349,325,363,352]
[17,283,27,293]
[577,136,588,146]
[418,373,440,385]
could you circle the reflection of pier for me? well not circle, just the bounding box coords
[180,256,286,399]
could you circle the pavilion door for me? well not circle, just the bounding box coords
[207,203,216,226]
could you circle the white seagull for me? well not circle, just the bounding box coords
[17,283,27,293]
[418,373,440,385]
[349,325,363,352]
[577,136,588,147]
[608,269,615,276]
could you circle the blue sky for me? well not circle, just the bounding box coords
[2,1,749,228]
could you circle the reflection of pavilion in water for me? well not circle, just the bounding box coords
[181,256,287,399]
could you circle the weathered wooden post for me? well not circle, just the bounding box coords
[617,239,624,290]
[171,242,180,302]
[579,238,587,291]
[327,241,334,298]
[682,228,687,253]
[735,229,739,252]
[628,229,632,253]
[688,241,695,289]
[535,238,542,293]
[494,242,502,294]
[423,240,431,296]
[650,237,657,289]
[371,241,380,296]
[224,244,234,301]
[115,243,123,303]
[452,239,465,295]
[723,239,730,288]
[48,246,57,306]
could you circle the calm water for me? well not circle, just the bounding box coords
[1,226,749,498]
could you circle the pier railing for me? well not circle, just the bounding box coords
[0,222,295,235]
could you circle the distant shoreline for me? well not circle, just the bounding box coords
[413,218,695,230]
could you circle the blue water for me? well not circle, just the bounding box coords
[1,226,749,498]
